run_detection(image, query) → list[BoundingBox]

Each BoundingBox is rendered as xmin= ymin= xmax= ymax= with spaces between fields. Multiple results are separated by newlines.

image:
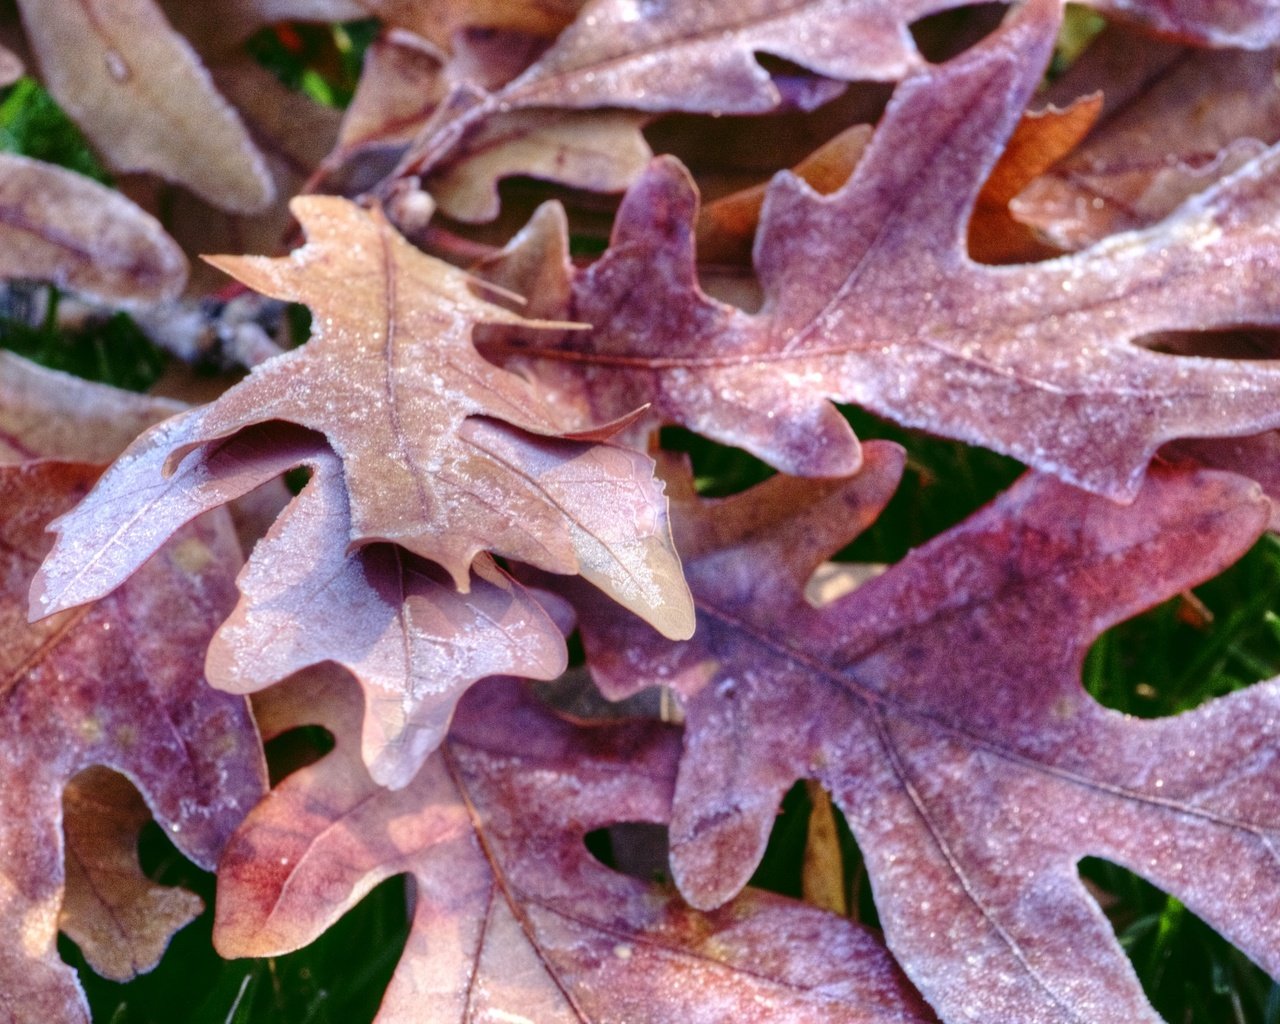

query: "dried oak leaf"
xmin=1013 ymin=26 xmax=1280 ymax=250
xmin=205 ymin=437 xmax=570 ymax=789
xmin=382 ymin=0 xmax=972 ymax=216
xmin=1089 ymin=0 xmax=1280 ymax=47
xmin=0 ymin=152 xmax=187 ymax=304
xmin=15 ymin=0 xmax=273 ymax=213
xmin=485 ymin=0 xmax=1280 ymax=500
xmin=564 ymin=439 xmax=1280 ymax=1024
xmin=0 ymin=353 xmax=181 ymax=464
xmin=215 ymin=666 xmax=937 ymax=1023
xmin=1162 ymin=432 xmax=1280 ymax=532
xmin=693 ymin=94 xmax=1101 ymax=268
xmin=35 ymin=194 xmax=691 ymax=641
xmin=319 ymin=24 xmax=652 ymax=224
xmin=164 ymin=53 xmax=343 ymax=294
xmin=29 ymin=414 xmax=572 ymax=789
xmin=59 ymin=766 xmax=204 ymax=983
xmin=0 ymin=461 xmax=266 ymax=1024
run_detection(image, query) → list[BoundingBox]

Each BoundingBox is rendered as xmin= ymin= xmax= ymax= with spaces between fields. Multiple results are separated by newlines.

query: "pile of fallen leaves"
xmin=4 ymin=0 xmax=1280 ymax=1021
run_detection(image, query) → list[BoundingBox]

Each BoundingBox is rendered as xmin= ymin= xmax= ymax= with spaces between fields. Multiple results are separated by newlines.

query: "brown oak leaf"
xmin=381 ymin=0 xmax=972 ymax=219
xmin=34 ymin=195 xmax=692 ymax=642
xmin=1089 ymin=0 xmax=1280 ymax=47
xmin=483 ymin=0 xmax=1280 ymax=499
xmin=0 ymin=461 xmax=266 ymax=1024
xmin=59 ymin=767 xmax=205 ymax=983
xmin=214 ymin=666 xmax=938 ymax=1023
xmin=27 ymin=417 xmax=571 ymax=788
xmin=1013 ymin=23 xmax=1280 ymax=250
xmin=15 ymin=0 xmax=274 ymax=213
xmin=317 ymin=24 xmax=653 ymax=224
xmin=0 ymin=152 xmax=187 ymax=304
xmin=0 ymin=353 xmax=181 ymax=464
xmin=562 ymin=439 xmax=1280 ymax=1024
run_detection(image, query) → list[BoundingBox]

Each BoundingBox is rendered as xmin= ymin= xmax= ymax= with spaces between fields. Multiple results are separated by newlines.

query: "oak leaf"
xmin=564 ymin=439 xmax=1280 ymax=1024
xmin=35 ymin=195 xmax=692 ymax=641
xmin=214 ymin=666 xmax=937 ymax=1023
xmin=0 ymin=152 xmax=187 ymax=303
xmin=0 ymin=353 xmax=181 ymax=464
xmin=379 ymin=0 xmax=969 ymax=221
xmin=15 ymin=0 xmax=274 ymax=213
xmin=1013 ymin=25 xmax=1280 ymax=249
xmin=484 ymin=0 xmax=1280 ymax=499
xmin=59 ymin=767 xmax=205 ymax=983
xmin=27 ymin=415 xmax=570 ymax=788
xmin=318 ymin=24 xmax=652 ymax=224
xmin=0 ymin=461 xmax=267 ymax=1024
xmin=1090 ymin=0 xmax=1280 ymax=47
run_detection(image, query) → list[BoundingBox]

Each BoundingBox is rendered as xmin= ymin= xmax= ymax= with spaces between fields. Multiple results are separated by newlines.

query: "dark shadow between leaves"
xmin=909 ymin=4 xmax=1011 ymax=64
xmin=584 ymin=822 xmax=671 ymax=886
xmin=263 ymin=723 xmax=336 ymax=787
xmin=1134 ymin=327 xmax=1280 ymax=362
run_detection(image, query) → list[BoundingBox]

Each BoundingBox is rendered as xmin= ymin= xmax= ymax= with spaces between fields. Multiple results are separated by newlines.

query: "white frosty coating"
xmin=217 ymin=672 xmax=933 ymax=1023
xmin=605 ymin=459 xmax=1277 ymax=1024
xmin=205 ymin=451 xmax=567 ymax=790
xmin=30 ymin=408 xmax=310 ymax=619
xmin=195 ymin=197 xmax=693 ymax=637
xmin=506 ymin=0 xmax=941 ymax=116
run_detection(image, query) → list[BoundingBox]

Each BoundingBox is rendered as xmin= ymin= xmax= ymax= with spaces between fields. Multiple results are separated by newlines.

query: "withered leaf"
xmin=967 ymin=93 xmax=1102 ymax=263
xmin=363 ymin=0 xmax=587 ymax=51
xmin=487 ymin=0 xmax=1280 ymax=499
xmin=60 ymin=767 xmax=204 ymax=983
xmin=165 ymin=54 xmax=342 ymax=294
xmin=1090 ymin=0 xmax=1280 ymax=47
xmin=27 ymin=415 xmax=568 ymax=788
xmin=386 ymin=0 xmax=968 ymax=199
xmin=35 ymin=195 xmax=691 ymax=643
xmin=693 ymin=94 xmax=1101 ymax=268
xmin=0 ymin=461 xmax=266 ymax=1023
xmin=0 ymin=353 xmax=181 ymax=464
xmin=16 ymin=0 xmax=274 ymax=213
xmin=321 ymin=26 xmax=652 ymax=224
xmin=215 ymin=667 xmax=937 ymax=1023
xmin=1013 ymin=27 xmax=1280 ymax=249
xmin=203 ymin=198 xmax=688 ymax=637
xmin=0 ymin=153 xmax=187 ymax=304
xmin=206 ymin=443 xmax=570 ymax=789
xmin=566 ymin=441 xmax=1280 ymax=1024
xmin=1162 ymin=432 xmax=1280 ymax=532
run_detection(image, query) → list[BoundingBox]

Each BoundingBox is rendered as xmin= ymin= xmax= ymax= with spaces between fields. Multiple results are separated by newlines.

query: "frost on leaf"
xmin=484 ymin=0 xmax=1280 ymax=499
xmin=34 ymin=194 xmax=692 ymax=645
xmin=28 ymin=415 xmax=570 ymax=788
xmin=377 ymin=0 xmax=971 ymax=222
xmin=565 ymin=439 xmax=1280 ymax=1024
xmin=1087 ymin=0 xmax=1280 ymax=48
xmin=1013 ymin=24 xmax=1280 ymax=250
xmin=206 ymin=444 xmax=570 ymax=790
xmin=215 ymin=666 xmax=937 ymax=1024
xmin=0 ymin=461 xmax=266 ymax=1024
